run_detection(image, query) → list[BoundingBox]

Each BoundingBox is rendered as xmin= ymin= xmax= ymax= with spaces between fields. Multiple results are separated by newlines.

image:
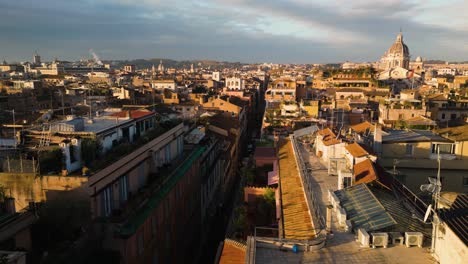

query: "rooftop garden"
xmin=83 ymin=119 xmax=182 ymax=174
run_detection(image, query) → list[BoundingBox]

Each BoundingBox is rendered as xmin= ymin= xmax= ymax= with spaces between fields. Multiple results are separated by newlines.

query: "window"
xmin=165 ymin=144 xmax=171 ymax=162
xmin=138 ymin=164 xmax=145 ymax=189
xmin=431 ymin=144 xmax=454 ymax=154
xmin=343 ymin=176 xmax=352 ymax=188
xmin=177 ymin=137 xmax=184 ymax=156
xmin=137 ymin=232 xmax=144 ymax=255
xmin=405 ymin=144 xmax=413 ymax=156
xmin=450 ymin=113 xmax=457 ymax=120
xmin=441 ymin=113 xmax=446 ymax=120
xmin=463 ymin=177 xmax=468 ymax=187
xmin=101 ymin=186 xmax=113 ymax=217
xmin=119 ymin=175 xmax=129 ymax=205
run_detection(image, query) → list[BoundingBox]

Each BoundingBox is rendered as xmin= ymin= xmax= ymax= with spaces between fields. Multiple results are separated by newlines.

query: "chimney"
xmin=5 ymin=197 xmax=16 ymax=214
xmin=373 ymin=124 xmax=382 ymax=157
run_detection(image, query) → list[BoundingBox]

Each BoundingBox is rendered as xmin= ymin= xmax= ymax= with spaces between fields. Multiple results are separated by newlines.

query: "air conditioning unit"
xmin=405 ymin=232 xmax=424 ymax=248
xmin=357 ymin=228 xmax=370 ymax=247
xmin=371 ymin=233 xmax=389 ymax=248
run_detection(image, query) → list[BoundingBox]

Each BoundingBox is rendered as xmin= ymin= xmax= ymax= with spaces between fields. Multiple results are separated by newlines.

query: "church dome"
xmin=415 ymin=56 xmax=422 ymax=62
xmin=386 ymin=33 xmax=409 ymax=57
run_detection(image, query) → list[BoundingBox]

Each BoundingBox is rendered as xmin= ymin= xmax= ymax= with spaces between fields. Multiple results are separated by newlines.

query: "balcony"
xmin=429 ymin=153 xmax=456 ymax=160
xmin=96 ymin=147 xmax=197 ymax=225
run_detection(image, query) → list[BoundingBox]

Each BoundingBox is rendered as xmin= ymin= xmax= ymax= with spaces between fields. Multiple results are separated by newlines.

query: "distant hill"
xmin=105 ymin=58 xmax=246 ymax=70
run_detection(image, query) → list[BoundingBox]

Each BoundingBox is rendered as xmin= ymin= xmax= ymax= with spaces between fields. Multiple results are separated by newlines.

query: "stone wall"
xmin=0 ymin=173 xmax=88 ymax=210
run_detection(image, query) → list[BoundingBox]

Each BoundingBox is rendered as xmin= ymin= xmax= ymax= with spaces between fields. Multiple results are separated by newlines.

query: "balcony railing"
xmin=96 ymin=149 xmax=193 ymax=224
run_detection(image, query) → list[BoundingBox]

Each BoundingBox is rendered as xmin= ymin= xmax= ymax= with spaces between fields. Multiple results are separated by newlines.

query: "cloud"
xmin=0 ymin=0 xmax=467 ymax=63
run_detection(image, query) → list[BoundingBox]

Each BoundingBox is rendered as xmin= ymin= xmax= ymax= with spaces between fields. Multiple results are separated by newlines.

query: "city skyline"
xmin=1 ymin=0 xmax=468 ymax=63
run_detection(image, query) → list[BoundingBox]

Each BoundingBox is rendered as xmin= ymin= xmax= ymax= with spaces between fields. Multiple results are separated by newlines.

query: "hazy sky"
xmin=1 ymin=0 xmax=467 ymax=63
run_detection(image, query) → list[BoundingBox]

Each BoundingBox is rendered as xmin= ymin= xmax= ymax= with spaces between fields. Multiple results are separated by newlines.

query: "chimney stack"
xmin=373 ymin=124 xmax=382 ymax=157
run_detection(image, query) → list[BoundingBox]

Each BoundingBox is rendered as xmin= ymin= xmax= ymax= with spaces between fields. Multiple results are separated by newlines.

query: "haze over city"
xmin=1 ymin=0 xmax=468 ymax=63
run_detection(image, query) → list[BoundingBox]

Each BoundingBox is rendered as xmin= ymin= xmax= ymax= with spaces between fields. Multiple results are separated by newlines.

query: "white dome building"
xmin=379 ymin=32 xmax=410 ymax=70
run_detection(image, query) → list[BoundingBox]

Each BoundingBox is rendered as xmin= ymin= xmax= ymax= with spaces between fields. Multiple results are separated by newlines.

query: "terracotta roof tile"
xmin=323 ymin=138 xmax=341 ymax=146
xmin=345 ymin=142 xmax=369 ymax=157
xmin=218 ymin=239 xmax=246 ymax=264
xmin=353 ymin=159 xmax=378 ymax=185
xmin=350 ymin=121 xmax=374 ymax=134
xmin=354 ymin=159 xmax=392 ymax=189
xmin=317 ymin=128 xmax=342 ymax=146
xmin=317 ymin=128 xmax=335 ymax=137
xmin=110 ymin=110 xmax=153 ymax=119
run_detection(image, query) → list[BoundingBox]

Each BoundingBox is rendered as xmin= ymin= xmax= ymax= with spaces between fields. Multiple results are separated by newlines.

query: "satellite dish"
xmin=423 ymin=204 xmax=433 ymax=223
xmin=420 ymin=184 xmax=435 ymax=193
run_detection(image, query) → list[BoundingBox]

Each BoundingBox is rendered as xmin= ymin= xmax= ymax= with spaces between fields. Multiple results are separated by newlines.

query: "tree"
xmin=263 ymin=188 xmax=275 ymax=207
xmin=39 ymin=148 xmax=64 ymax=174
xmin=242 ymin=167 xmax=255 ymax=186
xmin=81 ymin=139 xmax=101 ymax=167
xmin=233 ymin=206 xmax=248 ymax=237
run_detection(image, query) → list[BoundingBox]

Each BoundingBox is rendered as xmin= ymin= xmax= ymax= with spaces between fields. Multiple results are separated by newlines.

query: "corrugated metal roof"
xmin=438 ymin=194 xmax=468 ymax=246
xmin=436 ymin=125 xmax=468 ymax=141
xmin=382 ymin=129 xmax=453 ymax=143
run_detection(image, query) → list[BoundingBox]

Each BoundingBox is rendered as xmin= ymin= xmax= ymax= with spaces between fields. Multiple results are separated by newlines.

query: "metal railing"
xmin=391 ymin=178 xmax=429 ymax=217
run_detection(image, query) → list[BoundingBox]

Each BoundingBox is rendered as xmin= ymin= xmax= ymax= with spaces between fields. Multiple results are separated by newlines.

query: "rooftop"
xmin=83 ymin=117 xmax=133 ymax=134
xmin=109 ymin=110 xmax=154 ymax=120
xmin=382 ymin=129 xmax=453 ymax=143
xmin=335 ymin=184 xmax=397 ymax=232
xmin=252 ymin=141 xmax=435 ymax=264
xmin=438 ymin=194 xmax=468 ymax=246
xmin=435 ymin=124 xmax=468 ymax=141
xmin=218 ymin=239 xmax=246 ymax=264
xmin=278 ymin=139 xmax=315 ymax=240
xmin=350 ymin=121 xmax=374 ymax=134
xmin=345 ymin=142 xmax=369 ymax=158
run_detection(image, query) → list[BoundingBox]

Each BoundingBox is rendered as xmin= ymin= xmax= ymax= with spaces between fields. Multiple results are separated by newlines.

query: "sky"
xmin=0 ymin=0 xmax=467 ymax=63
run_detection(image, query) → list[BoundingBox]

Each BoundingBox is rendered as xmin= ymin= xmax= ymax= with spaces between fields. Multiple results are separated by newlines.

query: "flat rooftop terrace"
xmin=246 ymin=139 xmax=438 ymax=264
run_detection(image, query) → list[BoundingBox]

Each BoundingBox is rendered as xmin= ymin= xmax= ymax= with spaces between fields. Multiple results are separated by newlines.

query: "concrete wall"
xmin=386 ymin=168 xmax=468 ymax=194
xmin=60 ymin=138 xmax=82 ymax=173
xmin=122 ymin=152 xmax=202 ymax=264
xmin=380 ymin=141 xmax=468 ymax=170
xmin=0 ymin=173 xmax=88 ymax=210
xmin=434 ymin=222 xmax=467 ymax=264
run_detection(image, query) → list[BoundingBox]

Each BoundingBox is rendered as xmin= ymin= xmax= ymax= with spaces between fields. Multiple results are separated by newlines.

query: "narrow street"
xmin=197 ymin=77 xmax=268 ymax=264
